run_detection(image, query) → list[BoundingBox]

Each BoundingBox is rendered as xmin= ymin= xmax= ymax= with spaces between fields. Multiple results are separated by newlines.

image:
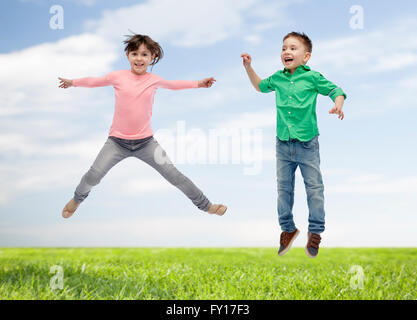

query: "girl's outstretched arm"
xmin=58 ymin=77 xmax=73 ymax=89
xmin=198 ymin=77 xmax=216 ymax=88
xmin=156 ymin=77 xmax=216 ymax=90
xmin=58 ymin=74 xmax=112 ymax=88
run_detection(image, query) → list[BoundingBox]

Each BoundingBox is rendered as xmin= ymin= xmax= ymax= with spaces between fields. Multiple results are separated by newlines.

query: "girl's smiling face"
xmin=127 ymin=43 xmax=155 ymax=75
xmin=281 ymin=37 xmax=311 ymax=74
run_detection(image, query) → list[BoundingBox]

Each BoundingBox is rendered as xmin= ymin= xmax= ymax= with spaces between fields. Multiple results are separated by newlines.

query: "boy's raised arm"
xmin=241 ymin=53 xmax=261 ymax=92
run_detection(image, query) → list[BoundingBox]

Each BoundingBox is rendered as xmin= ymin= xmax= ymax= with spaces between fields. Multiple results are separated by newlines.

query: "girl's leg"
xmin=74 ymin=138 xmax=128 ymax=204
xmin=134 ymin=138 xmax=214 ymax=212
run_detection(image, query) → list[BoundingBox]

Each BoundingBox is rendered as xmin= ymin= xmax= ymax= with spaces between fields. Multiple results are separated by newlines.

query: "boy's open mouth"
xmin=284 ymin=57 xmax=294 ymax=63
xmin=134 ymin=63 xmax=144 ymax=67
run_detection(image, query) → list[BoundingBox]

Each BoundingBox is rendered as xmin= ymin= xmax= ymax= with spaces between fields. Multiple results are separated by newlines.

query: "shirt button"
xmin=288 ymin=112 xmax=291 ymax=114
xmin=289 ymin=96 xmax=292 ymax=99
xmin=288 ymin=125 xmax=292 ymax=128
xmin=291 ymin=81 xmax=294 ymax=84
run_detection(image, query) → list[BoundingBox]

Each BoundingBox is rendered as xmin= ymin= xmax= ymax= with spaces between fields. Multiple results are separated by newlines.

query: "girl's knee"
xmin=85 ymin=166 xmax=104 ymax=186
xmin=165 ymin=169 xmax=186 ymax=186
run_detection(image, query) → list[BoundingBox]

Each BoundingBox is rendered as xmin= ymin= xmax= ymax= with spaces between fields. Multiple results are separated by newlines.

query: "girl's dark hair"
xmin=283 ymin=32 xmax=312 ymax=53
xmin=123 ymin=34 xmax=164 ymax=66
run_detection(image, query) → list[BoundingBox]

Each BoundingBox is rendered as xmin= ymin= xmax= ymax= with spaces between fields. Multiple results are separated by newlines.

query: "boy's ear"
xmin=304 ymin=52 xmax=311 ymax=63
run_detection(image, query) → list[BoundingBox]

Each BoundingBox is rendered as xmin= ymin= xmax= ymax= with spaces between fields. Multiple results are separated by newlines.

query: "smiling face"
xmin=281 ymin=36 xmax=311 ymax=74
xmin=127 ymin=43 xmax=155 ymax=75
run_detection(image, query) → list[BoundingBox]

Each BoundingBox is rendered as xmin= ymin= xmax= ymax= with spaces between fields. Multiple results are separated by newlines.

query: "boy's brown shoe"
xmin=305 ymin=232 xmax=321 ymax=258
xmin=278 ymin=228 xmax=299 ymax=256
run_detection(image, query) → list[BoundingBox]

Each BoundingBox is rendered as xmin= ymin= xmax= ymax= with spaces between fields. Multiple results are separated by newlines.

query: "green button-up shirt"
xmin=259 ymin=65 xmax=346 ymax=142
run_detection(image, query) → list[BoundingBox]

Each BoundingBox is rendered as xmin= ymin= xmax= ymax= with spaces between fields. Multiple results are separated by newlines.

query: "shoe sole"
xmin=278 ymin=229 xmax=300 ymax=256
xmin=304 ymin=246 xmax=317 ymax=258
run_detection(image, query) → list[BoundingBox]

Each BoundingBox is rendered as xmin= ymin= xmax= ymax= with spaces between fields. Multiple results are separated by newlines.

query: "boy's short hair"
xmin=123 ymin=34 xmax=164 ymax=66
xmin=283 ymin=32 xmax=312 ymax=53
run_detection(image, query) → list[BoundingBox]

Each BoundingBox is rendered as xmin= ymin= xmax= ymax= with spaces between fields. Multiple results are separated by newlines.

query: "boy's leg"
xmin=134 ymin=137 xmax=214 ymax=212
xmin=297 ymin=136 xmax=325 ymax=235
xmin=276 ymin=137 xmax=298 ymax=232
xmin=73 ymin=138 xmax=127 ymax=204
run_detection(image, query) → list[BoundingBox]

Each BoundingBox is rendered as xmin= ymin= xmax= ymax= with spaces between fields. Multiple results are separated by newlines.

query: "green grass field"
xmin=0 ymin=248 xmax=415 ymax=300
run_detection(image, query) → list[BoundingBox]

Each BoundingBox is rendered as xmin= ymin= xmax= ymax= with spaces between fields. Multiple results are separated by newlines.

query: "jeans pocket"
xmin=301 ymin=136 xmax=318 ymax=149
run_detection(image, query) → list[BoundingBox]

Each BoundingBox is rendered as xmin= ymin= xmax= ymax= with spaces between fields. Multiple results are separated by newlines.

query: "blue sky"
xmin=1 ymin=0 xmax=416 ymax=247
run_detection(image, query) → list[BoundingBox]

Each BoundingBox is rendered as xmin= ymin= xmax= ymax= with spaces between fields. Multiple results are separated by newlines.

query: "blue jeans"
xmin=276 ymin=135 xmax=325 ymax=234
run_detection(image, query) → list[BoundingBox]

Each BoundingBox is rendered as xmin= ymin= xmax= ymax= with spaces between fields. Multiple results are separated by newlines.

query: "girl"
xmin=59 ymin=34 xmax=227 ymax=218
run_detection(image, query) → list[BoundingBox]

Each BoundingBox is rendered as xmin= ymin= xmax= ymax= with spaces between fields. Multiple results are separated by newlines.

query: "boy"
xmin=241 ymin=32 xmax=346 ymax=258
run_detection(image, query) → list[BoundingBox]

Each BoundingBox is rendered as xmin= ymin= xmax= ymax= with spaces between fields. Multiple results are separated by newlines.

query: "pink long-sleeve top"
xmin=73 ymin=70 xmax=198 ymax=139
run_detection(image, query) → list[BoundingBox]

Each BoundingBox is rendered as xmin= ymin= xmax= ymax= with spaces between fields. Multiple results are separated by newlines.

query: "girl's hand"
xmin=241 ymin=53 xmax=252 ymax=68
xmin=329 ymin=105 xmax=344 ymax=120
xmin=58 ymin=77 xmax=73 ymax=89
xmin=198 ymin=77 xmax=216 ymax=88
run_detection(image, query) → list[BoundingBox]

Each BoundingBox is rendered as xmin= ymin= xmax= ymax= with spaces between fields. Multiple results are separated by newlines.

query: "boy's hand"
xmin=329 ymin=105 xmax=344 ymax=120
xmin=198 ymin=77 xmax=216 ymax=88
xmin=241 ymin=53 xmax=252 ymax=68
xmin=58 ymin=77 xmax=73 ymax=89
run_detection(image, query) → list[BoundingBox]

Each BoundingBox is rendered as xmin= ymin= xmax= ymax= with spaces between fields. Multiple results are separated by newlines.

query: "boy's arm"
xmin=329 ymin=95 xmax=345 ymax=120
xmin=241 ymin=53 xmax=261 ymax=92
xmin=315 ymin=72 xmax=347 ymax=120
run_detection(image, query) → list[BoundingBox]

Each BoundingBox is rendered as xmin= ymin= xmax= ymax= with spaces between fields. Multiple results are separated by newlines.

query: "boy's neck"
xmin=287 ymin=64 xmax=303 ymax=75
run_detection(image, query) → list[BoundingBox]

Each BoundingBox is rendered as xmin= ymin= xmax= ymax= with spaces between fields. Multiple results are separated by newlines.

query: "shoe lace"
xmin=308 ymin=233 xmax=321 ymax=249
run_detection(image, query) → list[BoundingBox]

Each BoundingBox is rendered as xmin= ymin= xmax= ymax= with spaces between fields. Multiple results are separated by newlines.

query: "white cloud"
xmin=398 ymin=74 xmax=417 ymax=90
xmin=0 ymin=33 xmax=117 ymax=116
xmin=328 ymin=175 xmax=417 ymax=195
xmin=123 ymin=178 xmax=174 ymax=194
xmin=310 ymin=18 xmax=417 ymax=75
xmin=2 ymin=212 xmax=416 ymax=246
xmin=244 ymin=34 xmax=262 ymax=46
xmin=0 ymin=216 xmax=278 ymax=247
xmin=20 ymin=0 xmax=97 ymax=4
xmin=215 ymin=109 xmax=275 ymax=131
xmin=85 ymin=0 xmax=290 ymax=48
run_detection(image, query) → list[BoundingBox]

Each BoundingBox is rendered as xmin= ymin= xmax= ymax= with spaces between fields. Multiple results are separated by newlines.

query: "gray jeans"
xmin=74 ymin=136 xmax=212 ymax=211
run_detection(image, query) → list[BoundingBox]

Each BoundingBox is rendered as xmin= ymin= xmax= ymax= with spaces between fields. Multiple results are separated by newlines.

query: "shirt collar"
xmin=283 ymin=64 xmax=311 ymax=75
